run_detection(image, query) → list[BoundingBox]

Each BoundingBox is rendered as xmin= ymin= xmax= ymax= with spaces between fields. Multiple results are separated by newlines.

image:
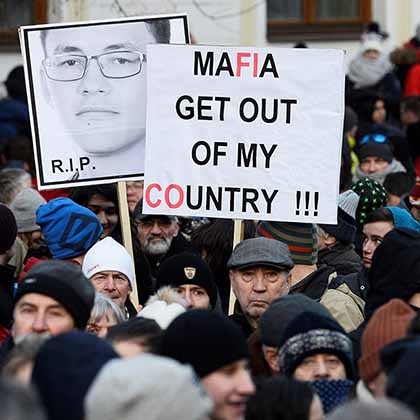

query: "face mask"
xmin=310 ymin=379 xmax=353 ymax=413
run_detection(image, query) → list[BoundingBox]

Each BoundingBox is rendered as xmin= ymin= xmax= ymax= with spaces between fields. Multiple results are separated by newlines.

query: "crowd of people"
xmin=1 ymin=19 xmax=420 ymax=420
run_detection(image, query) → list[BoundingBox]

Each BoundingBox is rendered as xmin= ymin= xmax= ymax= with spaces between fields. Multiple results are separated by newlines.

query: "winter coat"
xmin=318 ymin=243 xmax=363 ymax=276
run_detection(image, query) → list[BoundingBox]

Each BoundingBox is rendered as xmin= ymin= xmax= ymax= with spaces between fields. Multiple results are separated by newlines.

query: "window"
xmin=0 ymin=0 xmax=47 ymax=50
xmin=267 ymin=0 xmax=372 ymax=42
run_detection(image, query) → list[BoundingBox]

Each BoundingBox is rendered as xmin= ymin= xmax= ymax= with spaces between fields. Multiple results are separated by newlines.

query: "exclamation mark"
xmin=314 ymin=192 xmax=319 ymax=216
xmin=304 ymin=191 xmax=310 ymax=216
xmin=296 ymin=191 xmax=301 ymax=215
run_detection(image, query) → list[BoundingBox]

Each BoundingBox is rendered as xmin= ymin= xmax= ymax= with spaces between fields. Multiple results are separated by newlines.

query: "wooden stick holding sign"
xmin=117 ymin=181 xmax=139 ymax=307
xmin=228 ymin=219 xmax=245 ymax=315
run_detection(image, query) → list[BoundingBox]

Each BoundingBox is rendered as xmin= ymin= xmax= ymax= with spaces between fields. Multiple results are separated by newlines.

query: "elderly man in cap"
xmin=133 ymin=200 xmax=196 ymax=276
xmin=228 ymin=237 xmax=294 ymax=338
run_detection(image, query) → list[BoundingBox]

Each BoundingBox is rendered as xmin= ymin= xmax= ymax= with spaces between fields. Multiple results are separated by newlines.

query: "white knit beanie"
xmin=82 ymin=237 xmax=135 ymax=288
xmin=85 ymin=354 xmax=212 ymax=420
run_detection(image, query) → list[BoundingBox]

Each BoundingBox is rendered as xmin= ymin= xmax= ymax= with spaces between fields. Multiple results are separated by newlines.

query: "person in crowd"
xmin=353 ymin=135 xmax=406 ymax=185
xmin=2 ymin=333 xmax=47 ymax=385
xmin=85 ymin=353 xmax=213 ymax=420
xmin=2 ymin=260 xmax=95 ymax=361
xmin=227 ymin=237 xmax=293 ymax=337
xmin=0 ymin=168 xmax=31 ymax=205
xmin=357 ymin=299 xmax=415 ymax=400
xmin=362 ymin=206 xmax=420 ymax=270
xmin=133 ymin=199 xmax=196 ymax=276
xmin=317 ymin=190 xmax=363 ymax=275
xmin=364 ymin=228 xmax=420 ymax=319
xmin=383 ymin=172 xmax=415 ymax=206
xmin=126 ymin=180 xmax=144 ymax=212
xmin=10 ymin=188 xmax=46 ymax=255
xmin=36 ymin=197 xmax=103 ymax=265
xmin=161 ymin=310 xmax=255 ymax=420
xmin=82 ymin=237 xmax=136 ymax=317
xmin=258 ymin=221 xmax=364 ymax=332
xmin=107 ymin=317 xmax=162 ymax=357
xmin=31 ymin=332 xmax=118 ymax=420
xmin=347 ymin=37 xmax=400 ymax=110
xmin=155 ymin=252 xmax=218 ymax=310
xmin=0 ymin=66 xmax=30 ymax=141
xmin=254 ymin=294 xmax=333 ymax=377
xmin=191 ymin=219 xmax=256 ymax=313
xmin=278 ymin=311 xmax=355 ymax=414
xmin=0 ymin=377 xmax=46 ymax=420
xmin=245 ymin=376 xmax=323 ymax=420
xmin=70 ymin=184 xmax=120 ymax=240
xmin=381 ymin=337 xmax=420 ymax=418
xmin=400 ymin=96 xmax=420 ymax=127
xmin=86 ymin=293 xmax=125 ymax=338
xmin=0 ymin=204 xmax=18 ymax=342
xmin=407 ymin=179 xmax=420 ymax=221
xmin=327 ymin=399 xmax=418 ymax=420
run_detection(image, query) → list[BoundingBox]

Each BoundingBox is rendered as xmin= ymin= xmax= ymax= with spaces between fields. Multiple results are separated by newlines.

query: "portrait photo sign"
xmin=144 ymin=45 xmax=345 ymax=223
xmin=20 ymin=14 xmax=189 ymax=189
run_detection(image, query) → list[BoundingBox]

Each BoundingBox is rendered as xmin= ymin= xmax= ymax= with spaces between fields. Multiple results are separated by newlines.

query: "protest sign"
xmin=144 ymin=45 xmax=345 ymax=223
xmin=20 ymin=14 xmax=189 ymax=189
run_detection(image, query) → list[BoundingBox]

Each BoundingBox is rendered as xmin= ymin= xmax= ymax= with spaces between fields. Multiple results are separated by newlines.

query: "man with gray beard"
xmin=133 ymin=200 xmax=197 ymax=277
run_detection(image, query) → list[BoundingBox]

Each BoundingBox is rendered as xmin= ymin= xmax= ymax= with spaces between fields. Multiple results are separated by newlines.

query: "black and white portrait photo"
xmin=20 ymin=14 xmax=189 ymax=188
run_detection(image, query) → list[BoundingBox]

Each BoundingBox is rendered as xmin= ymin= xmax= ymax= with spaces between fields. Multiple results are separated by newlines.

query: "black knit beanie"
xmin=156 ymin=252 xmax=217 ymax=308
xmin=161 ymin=310 xmax=248 ymax=378
xmin=279 ymin=311 xmax=354 ymax=380
xmin=0 ymin=204 xmax=18 ymax=253
xmin=358 ymin=141 xmax=394 ymax=163
xmin=15 ymin=260 xmax=95 ymax=329
xmin=31 ymin=332 xmax=118 ymax=420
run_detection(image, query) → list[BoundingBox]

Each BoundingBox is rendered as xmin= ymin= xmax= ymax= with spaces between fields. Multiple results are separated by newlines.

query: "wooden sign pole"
xmin=117 ymin=181 xmax=139 ymax=307
xmin=228 ymin=219 xmax=244 ymax=315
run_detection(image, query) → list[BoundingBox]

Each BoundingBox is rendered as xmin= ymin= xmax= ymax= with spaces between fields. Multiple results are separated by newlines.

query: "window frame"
xmin=267 ymin=0 xmax=372 ymax=42
xmin=0 ymin=0 xmax=47 ymax=50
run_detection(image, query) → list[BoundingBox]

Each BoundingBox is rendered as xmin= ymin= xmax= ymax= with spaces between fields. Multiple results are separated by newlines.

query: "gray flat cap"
xmin=227 ymin=237 xmax=293 ymax=270
xmin=260 ymin=294 xmax=333 ymax=347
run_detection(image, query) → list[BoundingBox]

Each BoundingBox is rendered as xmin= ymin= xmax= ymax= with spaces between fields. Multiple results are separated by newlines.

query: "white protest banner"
xmin=144 ymin=45 xmax=345 ymax=223
xmin=20 ymin=14 xmax=189 ymax=190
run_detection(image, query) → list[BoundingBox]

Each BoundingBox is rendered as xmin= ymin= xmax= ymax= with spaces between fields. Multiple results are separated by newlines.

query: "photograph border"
xmin=20 ymin=13 xmax=190 ymax=189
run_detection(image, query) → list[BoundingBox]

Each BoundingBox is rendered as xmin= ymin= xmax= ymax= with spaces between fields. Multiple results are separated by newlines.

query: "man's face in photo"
xmin=41 ymin=22 xmax=157 ymax=155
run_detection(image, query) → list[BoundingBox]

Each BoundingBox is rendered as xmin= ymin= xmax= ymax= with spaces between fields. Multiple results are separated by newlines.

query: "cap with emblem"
xmin=227 ymin=237 xmax=294 ymax=271
xmin=156 ymin=252 xmax=217 ymax=308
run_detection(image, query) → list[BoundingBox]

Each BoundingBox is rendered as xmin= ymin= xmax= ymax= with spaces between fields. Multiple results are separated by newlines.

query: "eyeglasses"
xmin=42 ymin=50 xmax=146 ymax=81
xmin=359 ymin=133 xmax=387 ymax=146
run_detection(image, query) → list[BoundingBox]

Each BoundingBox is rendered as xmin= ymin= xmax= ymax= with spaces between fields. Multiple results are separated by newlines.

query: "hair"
xmin=245 ymin=376 xmax=315 ymax=420
xmin=401 ymin=96 xmax=420 ymax=118
xmin=363 ymin=207 xmax=393 ymax=225
xmin=2 ymin=136 xmax=36 ymax=175
xmin=90 ymin=293 xmax=125 ymax=325
xmin=70 ymin=183 xmax=118 ymax=207
xmin=327 ymin=399 xmax=417 ymax=420
xmin=107 ymin=317 xmax=162 ymax=354
xmin=0 ymin=168 xmax=31 ymax=205
xmin=40 ymin=19 xmax=171 ymax=56
xmin=383 ymin=172 xmax=416 ymax=198
xmin=2 ymin=333 xmax=48 ymax=379
xmin=191 ymin=218 xmax=256 ymax=311
xmin=0 ymin=378 xmax=46 ymax=420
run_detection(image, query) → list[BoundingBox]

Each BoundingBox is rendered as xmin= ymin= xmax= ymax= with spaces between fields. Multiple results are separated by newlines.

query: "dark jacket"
xmin=0 ymin=98 xmax=30 ymax=141
xmin=0 ymin=264 xmax=16 ymax=329
xmin=318 ymin=243 xmax=363 ymax=276
xmin=289 ymin=265 xmax=337 ymax=301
